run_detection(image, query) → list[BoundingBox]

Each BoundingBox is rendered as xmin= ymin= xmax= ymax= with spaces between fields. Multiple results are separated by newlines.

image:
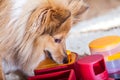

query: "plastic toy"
xmin=67 ymin=50 xmax=72 ymax=62
xmin=27 ymin=50 xmax=113 ymax=80
xmin=106 ymin=52 xmax=120 ymax=61
xmin=28 ymin=69 xmax=76 ymax=80
xmin=76 ymin=54 xmax=108 ymax=80
xmin=34 ymin=51 xmax=77 ymax=71
xmin=28 ymin=51 xmax=78 ymax=80
xmin=89 ymin=35 xmax=120 ymax=79
xmin=109 ymin=71 xmax=120 ymax=79
xmin=89 ymin=36 xmax=120 ymax=58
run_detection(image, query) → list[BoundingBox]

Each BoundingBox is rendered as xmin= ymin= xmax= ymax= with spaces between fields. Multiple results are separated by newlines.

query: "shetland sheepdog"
xmin=0 ymin=0 xmax=88 ymax=79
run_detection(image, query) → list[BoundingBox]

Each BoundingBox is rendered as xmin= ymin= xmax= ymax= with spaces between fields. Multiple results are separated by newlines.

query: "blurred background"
xmin=66 ymin=0 xmax=120 ymax=55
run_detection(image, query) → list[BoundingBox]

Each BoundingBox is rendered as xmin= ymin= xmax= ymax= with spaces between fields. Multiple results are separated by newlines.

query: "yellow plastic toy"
xmin=89 ymin=36 xmax=120 ymax=60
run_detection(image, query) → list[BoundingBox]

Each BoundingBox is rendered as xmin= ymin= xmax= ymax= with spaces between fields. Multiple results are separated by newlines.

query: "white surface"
xmin=66 ymin=6 xmax=120 ymax=55
xmin=71 ymin=6 xmax=120 ymax=33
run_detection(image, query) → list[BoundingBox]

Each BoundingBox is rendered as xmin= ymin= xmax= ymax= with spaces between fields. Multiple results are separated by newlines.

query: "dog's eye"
xmin=54 ymin=39 xmax=61 ymax=43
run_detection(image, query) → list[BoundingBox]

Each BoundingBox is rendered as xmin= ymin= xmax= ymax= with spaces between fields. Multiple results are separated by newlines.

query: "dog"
xmin=0 ymin=0 xmax=88 ymax=80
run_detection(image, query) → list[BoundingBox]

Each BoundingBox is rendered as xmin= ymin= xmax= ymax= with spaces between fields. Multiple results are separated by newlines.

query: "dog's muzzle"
xmin=63 ymin=56 xmax=68 ymax=64
xmin=44 ymin=50 xmax=68 ymax=64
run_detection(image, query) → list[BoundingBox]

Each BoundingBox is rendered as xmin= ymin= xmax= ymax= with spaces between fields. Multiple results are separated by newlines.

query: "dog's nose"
xmin=63 ymin=57 xmax=68 ymax=64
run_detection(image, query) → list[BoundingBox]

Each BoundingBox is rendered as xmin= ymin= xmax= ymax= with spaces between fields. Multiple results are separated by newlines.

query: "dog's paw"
xmin=5 ymin=71 xmax=27 ymax=80
xmin=5 ymin=73 xmax=21 ymax=80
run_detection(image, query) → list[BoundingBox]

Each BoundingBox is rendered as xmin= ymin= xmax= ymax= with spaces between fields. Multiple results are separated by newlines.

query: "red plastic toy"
xmin=76 ymin=54 xmax=108 ymax=80
xmin=28 ymin=53 xmax=111 ymax=80
xmin=28 ymin=69 xmax=76 ymax=80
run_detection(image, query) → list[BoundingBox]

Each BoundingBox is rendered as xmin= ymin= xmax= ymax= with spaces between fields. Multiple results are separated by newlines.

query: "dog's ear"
xmin=50 ymin=9 xmax=71 ymax=27
xmin=40 ymin=9 xmax=71 ymax=35
xmin=68 ymin=0 xmax=89 ymax=25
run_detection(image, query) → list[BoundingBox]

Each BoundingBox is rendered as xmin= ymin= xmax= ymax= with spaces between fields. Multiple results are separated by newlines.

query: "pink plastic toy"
xmin=76 ymin=54 xmax=108 ymax=80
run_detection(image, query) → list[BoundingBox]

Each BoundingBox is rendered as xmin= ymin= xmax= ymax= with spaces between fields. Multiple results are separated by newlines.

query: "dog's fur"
xmin=0 ymin=0 xmax=88 ymax=79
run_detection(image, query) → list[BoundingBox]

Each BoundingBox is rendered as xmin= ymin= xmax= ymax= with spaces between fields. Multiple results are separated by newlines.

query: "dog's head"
xmin=26 ymin=0 xmax=88 ymax=64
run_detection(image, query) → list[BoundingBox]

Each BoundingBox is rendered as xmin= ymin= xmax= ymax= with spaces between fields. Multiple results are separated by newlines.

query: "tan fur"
xmin=0 ymin=0 xmax=88 ymax=80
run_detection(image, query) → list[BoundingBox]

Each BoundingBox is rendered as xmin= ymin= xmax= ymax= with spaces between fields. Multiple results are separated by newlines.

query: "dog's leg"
xmin=5 ymin=70 xmax=27 ymax=80
xmin=2 ymin=59 xmax=27 ymax=80
xmin=0 ymin=57 xmax=4 ymax=80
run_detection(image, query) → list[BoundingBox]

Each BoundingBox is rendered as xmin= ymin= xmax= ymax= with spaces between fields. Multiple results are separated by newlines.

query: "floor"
xmin=66 ymin=27 xmax=120 ymax=55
